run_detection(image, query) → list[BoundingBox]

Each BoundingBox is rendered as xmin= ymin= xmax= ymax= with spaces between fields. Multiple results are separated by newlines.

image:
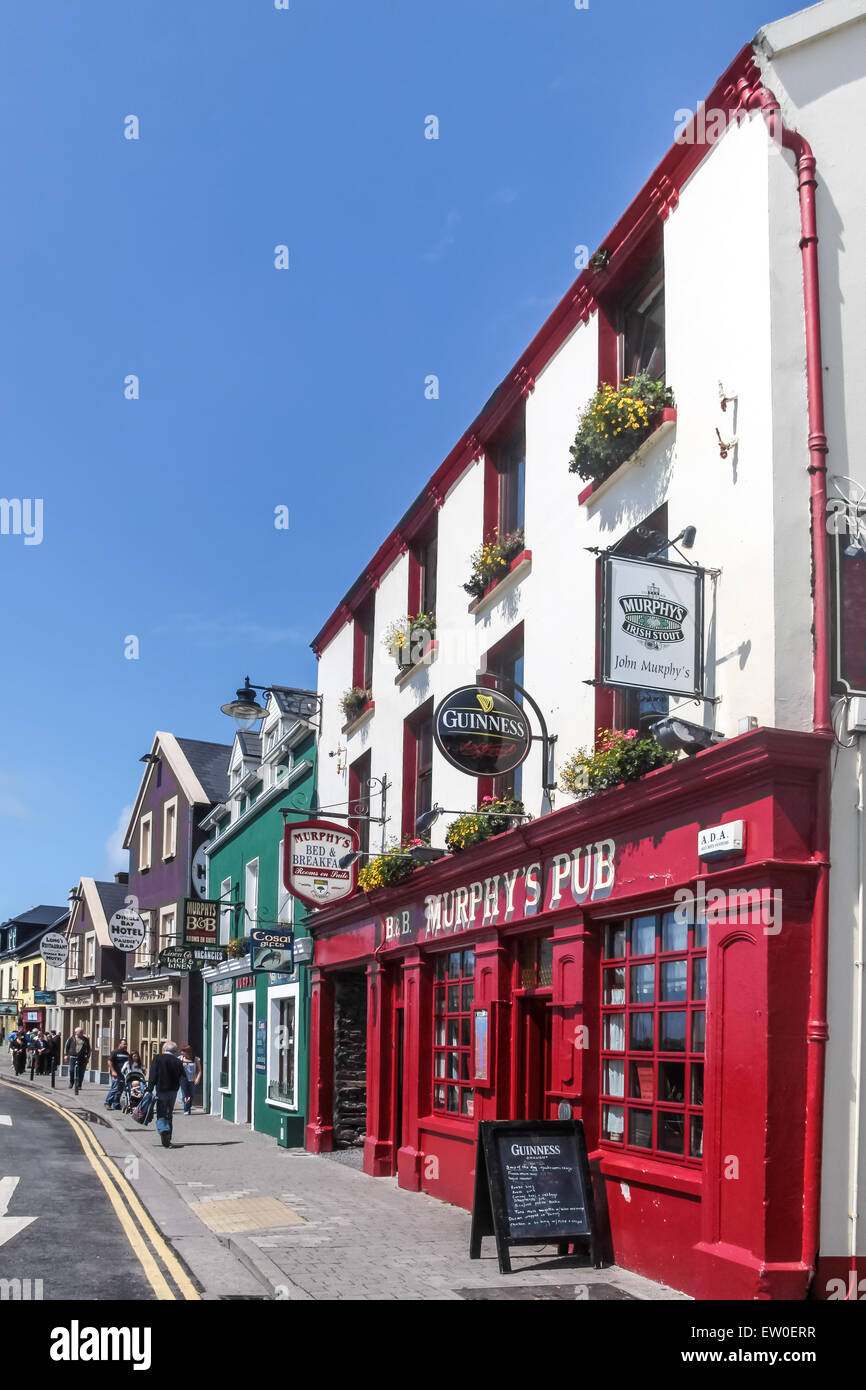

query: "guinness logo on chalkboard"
xmin=433 ymin=686 xmax=531 ymax=778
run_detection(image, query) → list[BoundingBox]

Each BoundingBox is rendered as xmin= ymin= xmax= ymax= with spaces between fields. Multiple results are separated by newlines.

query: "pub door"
xmin=515 ymin=996 xmax=553 ymax=1121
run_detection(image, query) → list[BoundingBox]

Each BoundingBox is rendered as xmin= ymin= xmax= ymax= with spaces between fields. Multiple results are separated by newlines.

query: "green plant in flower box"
xmin=340 ymin=686 xmax=372 ymax=723
xmin=568 ymin=373 xmax=674 ymax=485
xmin=444 ymin=797 xmax=528 ymax=853
xmin=382 ymin=612 xmax=437 ymax=666
xmin=559 ymin=728 xmax=678 ymax=799
xmin=358 ymin=839 xmax=424 ymax=892
xmin=463 ymin=528 xmax=525 ymax=599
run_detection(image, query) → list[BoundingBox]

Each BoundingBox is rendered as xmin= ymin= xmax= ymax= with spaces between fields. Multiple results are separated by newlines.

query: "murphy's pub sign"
xmin=603 ymin=554 xmax=704 ymax=699
xmin=380 ymin=837 xmax=617 ymax=948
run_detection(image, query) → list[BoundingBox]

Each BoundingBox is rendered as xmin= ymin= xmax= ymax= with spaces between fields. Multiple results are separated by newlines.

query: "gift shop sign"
xmin=603 ymin=554 xmax=704 ymax=699
xmin=284 ymin=820 xmax=358 ymax=910
xmin=379 ymin=837 xmax=617 ymax=949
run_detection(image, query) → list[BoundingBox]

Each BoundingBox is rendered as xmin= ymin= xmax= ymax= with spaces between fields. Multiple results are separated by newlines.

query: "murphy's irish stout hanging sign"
xmin=603 ymin=554 xmax=705 ymax=699
xmin=433 ymin=685 xmax=532 ymax=778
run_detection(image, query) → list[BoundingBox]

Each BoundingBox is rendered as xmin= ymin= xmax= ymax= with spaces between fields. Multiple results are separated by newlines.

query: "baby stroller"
xmin=121 ymin=1065 xmax=148 ymax=1115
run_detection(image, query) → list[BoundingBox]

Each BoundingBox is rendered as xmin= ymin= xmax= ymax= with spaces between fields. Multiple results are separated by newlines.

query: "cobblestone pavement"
xmin=11 ymin=1071 xmax=689 ymax=1302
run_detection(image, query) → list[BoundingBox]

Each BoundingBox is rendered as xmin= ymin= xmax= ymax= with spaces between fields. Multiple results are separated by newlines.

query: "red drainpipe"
xmin=735 ymin=70 xmax=832 ymax=1285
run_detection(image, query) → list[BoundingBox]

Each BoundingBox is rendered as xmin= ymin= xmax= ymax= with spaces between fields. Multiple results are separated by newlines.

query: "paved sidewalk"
xmin=10 ymin=1070 xmax=688 ymax=1302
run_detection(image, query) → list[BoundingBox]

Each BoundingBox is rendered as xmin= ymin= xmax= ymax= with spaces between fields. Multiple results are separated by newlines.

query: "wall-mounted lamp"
xmin=651 ymin=716 xmax=725 ymax=757
xmin=415 ymin=803 xmax=532 ymax=836
xmin=338 ymin=845 xmax=446 ymax=870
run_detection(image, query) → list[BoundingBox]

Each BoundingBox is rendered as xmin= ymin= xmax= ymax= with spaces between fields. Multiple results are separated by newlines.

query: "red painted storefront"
xmin=306 ymin=728 xmax=831 ymax=1299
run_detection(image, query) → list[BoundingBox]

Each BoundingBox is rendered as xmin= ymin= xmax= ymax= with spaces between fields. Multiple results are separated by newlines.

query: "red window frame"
xmin=348 ymin=749 xmax=371 ymax=857
xmin=352 ymin=597 xmax=374 ymax=693
xmin=599 ymin=908 xmax=706 ymax=1166
xmin=408 ymin=523 xmax=438 ymax=618
xmin=432 ymin=946 xmax=476 ymax=1117
xmin=593 ymin=504 xmax=670 ymax=736
xmin=478 ymin=624 xmax=524 ymax=805
xmin=402 ymin=698 xmax=433 ymax=840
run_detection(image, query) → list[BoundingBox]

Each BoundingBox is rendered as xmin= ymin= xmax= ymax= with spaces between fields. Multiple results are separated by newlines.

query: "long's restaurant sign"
xmin=380 ymin=836 xmax=617 ymax=948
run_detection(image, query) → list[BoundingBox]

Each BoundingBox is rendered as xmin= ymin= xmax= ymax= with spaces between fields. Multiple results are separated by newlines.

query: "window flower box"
xmin=463 ymin=528 xmax=525 ymax=602
xmin=467 ymin=550 xmax=532 ymax=615
xmin=570 ymin=373 xmax=675 ymax=494
xmin=341 ymin=699 xmax=375 ymax=735
xmin=577 ymin=408 xmax=677 ymax=506
xmin=395 ymin=639 xmax=439 ymax=686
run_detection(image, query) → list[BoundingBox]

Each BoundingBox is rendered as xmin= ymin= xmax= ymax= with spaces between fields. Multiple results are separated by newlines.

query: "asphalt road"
xmin=0 ymin=1080 xmax=154 ymax=1300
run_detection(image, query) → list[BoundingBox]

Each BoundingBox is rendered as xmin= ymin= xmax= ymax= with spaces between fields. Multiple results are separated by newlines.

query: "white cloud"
xmin=421 ymin=208 xmax=461 ymax=264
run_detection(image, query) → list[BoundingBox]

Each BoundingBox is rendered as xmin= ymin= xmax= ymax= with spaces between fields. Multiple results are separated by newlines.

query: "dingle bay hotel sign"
xmin=603 ymin=554 xmax=705 ymax=698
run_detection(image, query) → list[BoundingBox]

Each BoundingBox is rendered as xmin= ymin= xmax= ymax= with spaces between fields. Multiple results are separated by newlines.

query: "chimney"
xmin=114 ymin=872 xmax=129 ymax=885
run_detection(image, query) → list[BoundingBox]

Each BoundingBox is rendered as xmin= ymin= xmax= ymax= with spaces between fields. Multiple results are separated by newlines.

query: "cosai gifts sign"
xmin=603 ymin=554 xmax=705 ymax=699
xmin=284 ymin=820 xmax=359 ymax=910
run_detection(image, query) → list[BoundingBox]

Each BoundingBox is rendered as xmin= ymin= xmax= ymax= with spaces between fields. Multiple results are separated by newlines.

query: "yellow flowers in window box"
xmin=569 ymin=374 xmax=674 ymax=485
xmin=464 ymin=528 xmax=525 ymax=599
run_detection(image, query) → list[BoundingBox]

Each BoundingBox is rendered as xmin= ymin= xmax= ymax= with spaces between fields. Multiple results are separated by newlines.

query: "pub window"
xmin=403 ymin=701 xmax=434 ymax=841
xmin=432 ymin=948 xmax=475 ymax=1116
xmin=517 ymin=936 xmax=554 ymax=990
xmin=600 ymin=909 xmax=706 ymax=1164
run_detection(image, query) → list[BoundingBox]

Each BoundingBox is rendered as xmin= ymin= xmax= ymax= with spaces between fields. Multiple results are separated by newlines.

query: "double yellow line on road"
xmin=0 ymin=1080 xmax=200 ymax=1301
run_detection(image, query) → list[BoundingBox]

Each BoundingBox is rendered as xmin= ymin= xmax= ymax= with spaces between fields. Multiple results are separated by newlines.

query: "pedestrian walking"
xmin=105 ymin=1037 xmax=130 ymax=1111
xmin=148 ymin=1041 xmax=185 ymax=1149
xmin=10 ymin=1031 xmax=27 ymax=1076
xmin=177 ymin=1044 xmax=202 ymax=1115
xmin=34 ymin=1030 xmax=48 ymax=1076
xmin=64 ymin=1026 xmax=91 ymax=1094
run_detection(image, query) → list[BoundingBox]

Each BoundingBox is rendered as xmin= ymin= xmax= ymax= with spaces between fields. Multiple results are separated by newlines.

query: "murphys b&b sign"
xmin=284 ymin=820 xmax=359 ymax=910
xmin=603 ymin=554 xmax=704 ymax=699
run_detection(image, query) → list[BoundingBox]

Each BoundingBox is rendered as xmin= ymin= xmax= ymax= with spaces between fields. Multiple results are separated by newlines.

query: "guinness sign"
xmin=433 ymin=686 xmax=531 ymax=778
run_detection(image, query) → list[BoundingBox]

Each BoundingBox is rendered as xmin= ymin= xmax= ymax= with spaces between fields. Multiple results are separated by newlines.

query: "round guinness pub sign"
xmin=433 ymin=685 xmax=531 ymax=778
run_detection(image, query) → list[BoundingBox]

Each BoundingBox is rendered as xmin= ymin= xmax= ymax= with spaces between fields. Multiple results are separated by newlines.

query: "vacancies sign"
xmin=433 ymin=686 xmax=531 ymax=778
xmin=285 ymin=820 xmax=359 ymax=910
xmin=603 ymin=553 xmax=704 ymax=698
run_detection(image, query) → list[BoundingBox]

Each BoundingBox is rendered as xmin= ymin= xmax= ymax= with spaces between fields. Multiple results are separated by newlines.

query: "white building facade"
xmin=307 ymin=1 xmax=866 ymax=1300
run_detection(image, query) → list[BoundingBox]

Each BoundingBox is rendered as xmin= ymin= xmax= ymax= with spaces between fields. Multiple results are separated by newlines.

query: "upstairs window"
xmin=162 ymin=797 xmax=178 ymax=861
xmin=497 ymin=425 xmax=526 ymax=537
xmin=349 ymin=750 xmax=372 ymax=857
xmin=480 ymin=625 xmax=525 ymax=804
xmin=596 ymin=504 xmax=671 ymax=737
xmin=33 ymin=964 xmax=42 ymax=990
xmin=353 ymin=597 xmax=375 ymax=694
xmin=403 ymin=701 xmax=433 ymax=840
xmin=620 ymin=259 xmax=665 ymax=382
xmin=409 ymin=523 xmax=438 ymax=619
xmin=139 ymin=813 xmax=153 ymax=872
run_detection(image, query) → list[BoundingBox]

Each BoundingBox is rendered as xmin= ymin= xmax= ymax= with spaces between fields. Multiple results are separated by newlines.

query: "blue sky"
xmin=0 ymin=0 xmax=794 ymax=916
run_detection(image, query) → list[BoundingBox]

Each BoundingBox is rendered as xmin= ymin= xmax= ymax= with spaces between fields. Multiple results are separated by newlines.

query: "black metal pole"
xmin=479 ymin=674 xmax=557 ymax=792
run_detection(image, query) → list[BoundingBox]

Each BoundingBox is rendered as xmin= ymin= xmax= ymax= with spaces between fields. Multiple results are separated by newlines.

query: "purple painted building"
xmin=121 ymin=732 xmax=231 ymax=1068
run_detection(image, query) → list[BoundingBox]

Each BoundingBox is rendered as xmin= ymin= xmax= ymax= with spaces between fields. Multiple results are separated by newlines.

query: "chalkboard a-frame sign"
xmin=469 ymin=1119 xmax=601 ymax=1274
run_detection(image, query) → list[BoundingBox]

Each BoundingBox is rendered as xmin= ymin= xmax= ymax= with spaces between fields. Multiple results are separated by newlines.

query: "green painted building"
xmin=201 ymin=688 xmax=317 ymax=1146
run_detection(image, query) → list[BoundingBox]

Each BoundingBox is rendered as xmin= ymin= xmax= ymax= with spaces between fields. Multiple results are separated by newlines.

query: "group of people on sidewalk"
xmin=8 ymin=1025 xmax=63 ymax=1077
xmin=7 ymin=1023 xmax=201 ymax=1146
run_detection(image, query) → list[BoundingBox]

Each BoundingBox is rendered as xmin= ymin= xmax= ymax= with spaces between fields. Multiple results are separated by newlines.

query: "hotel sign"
xmin=433 ymin=686 xmax=531 ymax=778
xmin=603 ymin=554 xmax=704 ymax=698
xmin=285 ymin=820 xmax=359 ymax=909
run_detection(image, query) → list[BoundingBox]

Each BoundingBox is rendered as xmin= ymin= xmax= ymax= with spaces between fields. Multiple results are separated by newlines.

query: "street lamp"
xmin=219 ymin=677 xmax=323 ymax=733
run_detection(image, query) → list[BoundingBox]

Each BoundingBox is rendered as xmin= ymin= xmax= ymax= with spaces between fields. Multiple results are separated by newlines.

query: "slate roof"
xmin=236 ymin=732 xmax=262 ymax=760
xmin=93 ymin=881 xmax=133 ymax=923
xmin=0 ymin=904 xmax=68 ymax=931
xmin=269 ymin=686 xmax=317 ymax=716
xmin=175 ymin=738 xmax=232 ymax=804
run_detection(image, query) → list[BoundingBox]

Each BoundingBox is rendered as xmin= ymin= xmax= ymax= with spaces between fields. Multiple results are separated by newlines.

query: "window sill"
xmin=467 ymin=550 xmax=532 ymax=616
xmin=577 ymin=408 xmax=677 ymax=507
xmin=593 ymin=1144 xmax=703 ymax=1197
xmin=341 ymin=700 xmax=375 ymax=736
xmin=265 ymin=1097 xmax=298 ymax=1112
xmin=418 ymin=1111 xmax=476 ymax=1139
xmin=394 ymin=641 xmax=439 ymax=686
